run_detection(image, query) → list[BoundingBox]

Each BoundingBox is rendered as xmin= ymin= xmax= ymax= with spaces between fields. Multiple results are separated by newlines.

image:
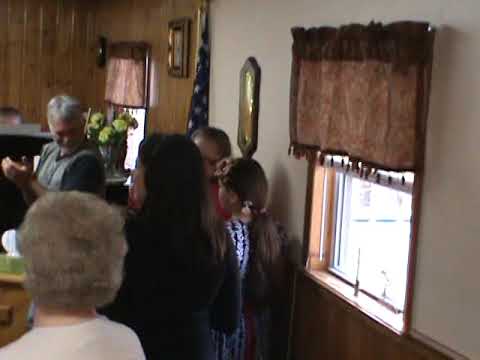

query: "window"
xmin=121 ymin=107 xmax=146 ymax=171
xmin=290 ymin=22 xmax=433 ymax=334
xmin=307 ymin=159 xmax=417 ymax=332
xmin=104 ymin=42 xmax=150 ymax=172
xmin=329 ymin=172 xmax=413 ymax=312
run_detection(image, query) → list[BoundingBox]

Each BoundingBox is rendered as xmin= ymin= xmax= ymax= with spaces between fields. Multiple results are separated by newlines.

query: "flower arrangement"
xmin=86 ymin=111 xmax=138 ymax=176
xmin=87 ymin=111 xmax=138 ymax=146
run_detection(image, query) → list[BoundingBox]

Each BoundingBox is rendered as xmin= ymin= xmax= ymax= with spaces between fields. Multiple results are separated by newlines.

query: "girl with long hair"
xmin=102 ymin=134 xmax=240 ymax=360
xmin=213 ymin=158 xmax=286 ymax=360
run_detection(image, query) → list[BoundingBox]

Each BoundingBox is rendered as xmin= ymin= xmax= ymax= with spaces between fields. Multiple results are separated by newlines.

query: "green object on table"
xmin=0 ymin=254 xmax=25 ymax=275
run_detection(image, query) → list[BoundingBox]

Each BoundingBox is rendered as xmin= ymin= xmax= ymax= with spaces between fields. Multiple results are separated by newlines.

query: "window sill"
xmin=304 ymin=269 xmax=404 ymax=335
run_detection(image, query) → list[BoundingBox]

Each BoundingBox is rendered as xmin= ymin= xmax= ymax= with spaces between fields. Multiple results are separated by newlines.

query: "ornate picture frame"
xmin=238 ymin=57 xmax=261 ymax=158
xmin=168 ymin=18 xmax=190 ymax=78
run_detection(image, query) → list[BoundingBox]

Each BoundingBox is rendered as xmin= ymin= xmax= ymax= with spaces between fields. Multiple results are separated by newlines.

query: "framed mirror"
xmin=238 ymin=57 xmax=261 ymax=158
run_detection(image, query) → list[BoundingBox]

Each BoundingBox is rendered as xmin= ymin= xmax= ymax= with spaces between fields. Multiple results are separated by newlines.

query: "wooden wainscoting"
xmin=0 ymin=0 xmax=98 ymax=129
xmin=93 ymin=0 xmax=202 ymax=134
xmin=291 ymin=270 xmax=452 ymax=360
xmin=0 ymin=0 xmax=199 ymax=134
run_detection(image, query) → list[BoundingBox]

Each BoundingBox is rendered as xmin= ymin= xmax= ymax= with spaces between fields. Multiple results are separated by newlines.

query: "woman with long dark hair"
xmin=102 ymin=134 xmax=240 ymax=359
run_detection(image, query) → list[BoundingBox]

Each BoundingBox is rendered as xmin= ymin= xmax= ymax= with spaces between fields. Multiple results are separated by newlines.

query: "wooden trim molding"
xmin=403 ymin=167 xmax=424 ymax=333
xmin=302 ymin=159 xmax=316 ymax=265
xmin=304 ymin=163 xmax=336 ymax=272
xmin=305 ymin=164 xmax=325 ymax=268
xmin=403 ymin=39 xmax=434 ymax=332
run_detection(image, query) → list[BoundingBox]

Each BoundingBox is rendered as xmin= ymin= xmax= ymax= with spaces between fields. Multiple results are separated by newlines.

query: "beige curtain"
xmin=105 ymin=42 xmax=149 ymax=108
xmin=290 ymin=22 xmax=435 ymax=172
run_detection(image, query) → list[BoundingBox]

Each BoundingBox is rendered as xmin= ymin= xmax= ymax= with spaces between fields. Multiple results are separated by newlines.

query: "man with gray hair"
xmin=0 ymin=191 xmax=145 ymax=359
xmin=1 ymin=95 xmax=105 ymax=204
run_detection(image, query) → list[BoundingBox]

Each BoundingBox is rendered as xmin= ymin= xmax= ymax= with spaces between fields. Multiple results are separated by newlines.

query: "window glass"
xmin=331 ymin=173 xmax=413 ymax=311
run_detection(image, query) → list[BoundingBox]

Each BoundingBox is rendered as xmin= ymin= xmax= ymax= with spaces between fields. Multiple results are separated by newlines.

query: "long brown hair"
xmin=139 ymin=134 xmax=227 ymax=266
xmin=221 ymin=158 xmax=283 ymax=306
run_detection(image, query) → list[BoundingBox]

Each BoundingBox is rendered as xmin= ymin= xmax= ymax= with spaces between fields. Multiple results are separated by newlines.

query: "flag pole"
xmin=187 ymin=0 xmax=210 ymax=136
xmin=195 ymin=0 xmax=208 ymax=69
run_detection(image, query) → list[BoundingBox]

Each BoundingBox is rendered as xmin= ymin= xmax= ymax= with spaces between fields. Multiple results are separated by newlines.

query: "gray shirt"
xmin=36 ymin=141 xmax=105 ymax=196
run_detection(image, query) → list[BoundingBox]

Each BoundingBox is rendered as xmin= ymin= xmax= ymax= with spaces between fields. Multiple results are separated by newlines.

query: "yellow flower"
xmin=88 ymin=122 xmax=100 ymax=130
xmin=89 ymin=112 xmax=105 ymax=127
xmin=98 ymin=126 xmax=115 ymax=145
xmin=112 ymin=118 xmax=128 ymax=133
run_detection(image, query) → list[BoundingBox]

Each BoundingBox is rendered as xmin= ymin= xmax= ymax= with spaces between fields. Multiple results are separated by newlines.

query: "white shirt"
xmin=0 ymin=316 xmax=145 ymax=360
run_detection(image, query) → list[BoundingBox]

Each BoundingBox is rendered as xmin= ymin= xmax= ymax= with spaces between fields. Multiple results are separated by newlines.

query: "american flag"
xmin=187 ymin=6 xmax=209 ymax=137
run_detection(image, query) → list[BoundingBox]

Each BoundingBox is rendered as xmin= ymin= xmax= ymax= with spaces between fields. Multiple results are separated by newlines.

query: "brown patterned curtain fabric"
xmin=105 ymin=42 xmax=149 ymax=108
xmin=290 ymin=22 xmax=435 ymax=172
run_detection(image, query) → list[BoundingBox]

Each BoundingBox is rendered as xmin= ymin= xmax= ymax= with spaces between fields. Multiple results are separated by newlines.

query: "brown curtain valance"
xmin=105 ymin=42 xmax=150 ymax=108
xmin=289 ymin=21 xmax=435 ymax=172
xmin=109 ymin=42 xmax=149 ymax=61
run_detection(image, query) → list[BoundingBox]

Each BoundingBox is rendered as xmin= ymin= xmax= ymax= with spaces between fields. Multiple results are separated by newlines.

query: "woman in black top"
xmin=102 ymin=134 xmax=240 ymax=360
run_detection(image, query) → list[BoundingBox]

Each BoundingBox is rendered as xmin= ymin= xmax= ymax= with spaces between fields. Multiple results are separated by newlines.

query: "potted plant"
xmin=86 ymin=111 xmax=138 ymax=177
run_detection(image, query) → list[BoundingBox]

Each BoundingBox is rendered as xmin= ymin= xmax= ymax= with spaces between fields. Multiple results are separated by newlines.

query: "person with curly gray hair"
xmin=0 ymin=191 xmax=145 ymax=360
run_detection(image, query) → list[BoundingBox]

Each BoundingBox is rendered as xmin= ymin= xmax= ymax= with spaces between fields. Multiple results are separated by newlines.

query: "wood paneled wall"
xmin=291 ymin=271 xmax=453 ymax=360
xmin=0 ymin=0 xmax=97 ymax=129
xmin=93 ymin=0 xmax=201 ymax=134
xmin=0 ymin=0 xmax=199 ymax=133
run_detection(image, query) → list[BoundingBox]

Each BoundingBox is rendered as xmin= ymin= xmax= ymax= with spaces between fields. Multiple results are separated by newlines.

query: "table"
xmin=0 ymin=273 xmax=29 ymax=347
